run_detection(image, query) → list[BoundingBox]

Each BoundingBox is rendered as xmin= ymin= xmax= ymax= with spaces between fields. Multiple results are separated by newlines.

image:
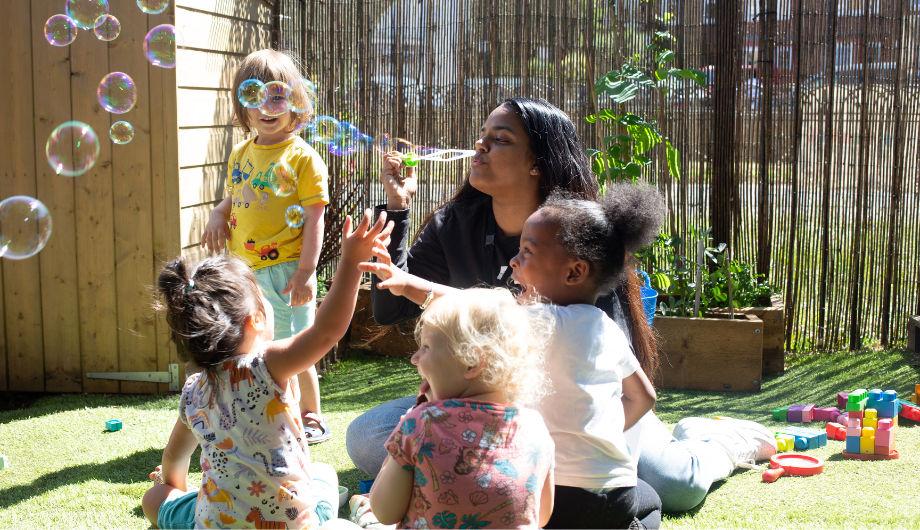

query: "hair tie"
xmin=185 ymin=280 xmax=195 ymax=293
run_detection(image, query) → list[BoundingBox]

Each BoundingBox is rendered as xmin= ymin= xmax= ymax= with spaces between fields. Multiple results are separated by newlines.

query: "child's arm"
xmin=539 ymin=469 xmax=555 ymax=527
xmin=622 ymin=368 xmax=657 ymax=431
xmin=281 ymin=203 xmax=325 ymax=306
xmin=159 ymin=418 xmax=199 ymax=492
xmin=201 ymin=195 xmax=232 ymax=253
xmin=264 ymin=210 xmax=389 ymax=383
xmin=368 ymin=456 xmax=413 ymax=525
xmin=358 ymin=238 xmax=458 ymax=305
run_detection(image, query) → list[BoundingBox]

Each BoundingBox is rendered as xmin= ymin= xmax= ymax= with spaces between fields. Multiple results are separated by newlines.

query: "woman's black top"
xmin=370 ymin=195 xmax=634 ymax=340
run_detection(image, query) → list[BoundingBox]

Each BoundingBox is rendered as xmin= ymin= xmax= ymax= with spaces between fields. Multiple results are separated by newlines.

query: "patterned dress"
xmin=386 ymin=399 xmax=554 ymax=529
xmin=180 ymin=348 xmax=319 ymax=529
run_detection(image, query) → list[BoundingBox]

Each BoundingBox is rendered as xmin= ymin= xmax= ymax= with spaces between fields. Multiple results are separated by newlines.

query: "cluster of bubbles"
xmin=0 ymin=196 xmax=53 ymax=261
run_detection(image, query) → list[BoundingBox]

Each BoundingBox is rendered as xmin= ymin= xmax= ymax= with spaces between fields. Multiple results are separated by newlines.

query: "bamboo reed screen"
xmin=275 ymin=0 xmax=919 ymax=350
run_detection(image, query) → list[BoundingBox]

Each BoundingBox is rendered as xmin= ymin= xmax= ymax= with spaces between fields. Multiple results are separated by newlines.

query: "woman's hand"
xmin=381 ymin=152 xmax=417 ymax=210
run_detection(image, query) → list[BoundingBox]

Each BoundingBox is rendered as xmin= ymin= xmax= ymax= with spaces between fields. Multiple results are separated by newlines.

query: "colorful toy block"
xmin=801 ymin=404 xmax=815 ymax=422
xmin=846 ymin=426 xmax=862 ymax=438
xmin=0 ymin=455 xmax=7 ymax=470
xmin=359 ymin=479 xmax=375 ymax=494
xmin=777 ymin=426 xmax=828 ymax=450
xmin=847 ymin=389 xmax=868 ymax=412
xmin=772 ymin=406 xmax=789 ymax=422
xmin=814 ymin=407 xmax=840 ymax=422
xmin=786 ymin=405 xmax=805 ymax=422
xmin=865 ymin=417 xmax=878 ymax=429
xmin=833 ymin=411 xmax=850 ymax=425
xmin=105 ymin=419 xmax=123 ymax=432
xmin=878 ymin=418 xmax=893 ymax=431
xmin=861 ymin=426 xmax=875 ymax=438
xmin=837 ymin=392 xmax=850 ymax=409
xmin=900 ymin=400 xmax=920 ymax=422
xmin=826 ymin=422 xmax=846 ymax=441
xmin=846 ymin=436 xmax=861 ymax=454
xmin=775 ymin=434 xmax=795 ymax=452
xmin=850 ymin=410 xmax=864 ymax=421
xmin=860 ymin=436 xmax=875 ymax=454
xmin=875 ymin=429 xmax=895 ymax=446
xmin=847 ymin=417 xmax=861 ymax=429
xmin=868 ymin=389 xmax=899 ymax=418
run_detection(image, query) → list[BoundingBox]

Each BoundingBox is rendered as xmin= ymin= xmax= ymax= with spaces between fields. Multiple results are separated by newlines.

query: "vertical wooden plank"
xmin=109 ymin=1 xmax=157 ymax=393
xmin=72 ymin=0 xmax=118 ymax=394
xmin=32 ymin=0 xmax=82 ymax=392
xmin=150 ymin=4 xmax=181 ymax=392
xmin=1 ymin=0 xmax=45 ymax=392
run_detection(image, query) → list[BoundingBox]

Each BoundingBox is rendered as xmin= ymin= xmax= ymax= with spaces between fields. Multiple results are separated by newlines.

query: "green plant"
xmin=637 ymin=227 xmax=777 ymax=317
xmin=586 ymin=9 xmax=706 ymax=185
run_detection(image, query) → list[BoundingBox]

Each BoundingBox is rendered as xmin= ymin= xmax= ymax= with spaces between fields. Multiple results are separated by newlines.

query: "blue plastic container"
xmin=636 ymin=271 xmax=657 ymax=328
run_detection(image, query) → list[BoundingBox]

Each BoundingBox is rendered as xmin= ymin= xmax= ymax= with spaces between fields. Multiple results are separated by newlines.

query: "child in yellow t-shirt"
xmin=201 ymin=49 xmax=332 ymax=443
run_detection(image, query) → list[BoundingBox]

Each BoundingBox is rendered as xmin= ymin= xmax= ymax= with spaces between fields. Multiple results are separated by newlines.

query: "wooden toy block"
xmin=775 ymin=434 xmax=794 ymax=452
xmin=772 ymin=406 xmax=789 ymax=422
xmin=105 ymin=419 xmax=123 ymax=432
xmin=801 ymin=404 xmax=815 ymax=423
xmin=860 ymin=436 xmax=875 ymax=454
xmin=846 ymin=426 xmax=862 ymax=438
xmin=0 ymin=455 xmax=7 ymax=470
xmin=814 ymin=407 xmax=840 ymax=422
xmin=838 ymin=392 xmax=850 ymax=409
xmin=847 ymin=389 xmax=868 ymax=412
xmin=786 ymin=405 xmax=805 ymax=422
xmin=864 ymin=417 xmax=878 ymax=430
xmin=846 ymin=436 xmax=861 ymax=454
xmin=826 ymin=422 xmax=846 ymax=441
xmin=778 ymin=426 xmax=827 ymax=449
xmin=847 ymin=417 xmax=861 ymax=429
xmin=877 ymin=418 xmax=893 ymax=431
xmin=861 ymin=426 xmax=875 ymax=438
xmin=876 ymin=429 xmax=895 ymax=446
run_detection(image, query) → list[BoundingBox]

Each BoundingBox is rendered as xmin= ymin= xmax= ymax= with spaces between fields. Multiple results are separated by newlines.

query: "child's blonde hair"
xmin=231 ymin=49 xmax=314 ymax=134
xmin=415 ymin=288 xmax=553 ymax=404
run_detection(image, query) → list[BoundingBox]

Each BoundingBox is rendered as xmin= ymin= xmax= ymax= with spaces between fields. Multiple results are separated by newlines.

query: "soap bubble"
xmin=328 ymin=123 xmax=366 ymax=156
xmin=262 ymin=81 xmax=292 ymax=117
xmin=93 ymin=14 xmax=120 ymax=41
xmin=66 ymin=0 xmax=109 ymax=30
xmin=294 ymin=122 xmax=315 ymax=143
xmin=46 ymin=121 xmax=100 ymax=177
xmin=285 ymin=205 xmax=305 ymax=229
xmin=268 ymin=162 xmax=297 ymax=197
xmin=110 ymin=121 xmax=134 ymax=144
xmin=45 ymin=15 xmax=77 ymax=47
xmin=144 ymin=24 xmax=180 ymax=68
xmin=97 ymin=72 xmax=136 ymax=114
xmin=289 ymin=78 xmax=316 ymax=114
xmin=238 ymin=79 xmax=267 ymax=109
xmin=137 ymin=0 xmax=169 ymax=14
xmin=0 ymin=197 xmax=52 ymax=260
xmin=374 ymin=134 xmax=415 ymax=154
xmin=313 ymin=116 xmax=342 ymax=145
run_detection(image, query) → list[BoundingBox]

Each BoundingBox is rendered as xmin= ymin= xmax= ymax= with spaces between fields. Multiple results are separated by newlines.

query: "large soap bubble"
xmin=65 ymin=0 xmax=109 ymax=30
xmin=289 ymin=78 xmax=316 ymax=114
xmin=45 ymin=15 xmax=77 ymax=47
xmin=93 ymin=14 xmax=120 ymax=41
xmin=0 ymin=196 xmax=52 ymax=260
xmin=137 ymin=0 xmax=169 ymax=14
xmin=262 ymin=81 xmax=292 ymax=117
xmin=144 ymin=24 xmax=180 ymax=68
xmin=97 ymin=72 xmax=137 ymax=114
xmin=269 ymin=162 xmax=297 ymax=197
xmin=110 ymin=121 xmax=134 ymax=144
xmin=238 ymin=79 xmax=267 ymax=109
xmin=46 ymin=121 xmax=100 ymax=177
xmin=313 ymin=116 xmax=342 ymax=145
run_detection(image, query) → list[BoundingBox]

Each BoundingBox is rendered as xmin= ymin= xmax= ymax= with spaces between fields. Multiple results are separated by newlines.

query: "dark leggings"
xmin=545 ymin=479 xmax=662 ymax=529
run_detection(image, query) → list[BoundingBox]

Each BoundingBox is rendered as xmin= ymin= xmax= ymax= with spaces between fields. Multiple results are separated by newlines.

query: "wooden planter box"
xmin=710 ymin=296 xmax=785 ymax=373
xmin=345 ymin=285 xmax=418 ymax=357
xmin=653 ymin=313 xmax=763 ymax=392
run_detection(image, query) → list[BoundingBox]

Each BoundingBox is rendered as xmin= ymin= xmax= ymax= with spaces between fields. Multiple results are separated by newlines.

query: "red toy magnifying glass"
xmin=762 ymin=454 xmax=825 ymax=482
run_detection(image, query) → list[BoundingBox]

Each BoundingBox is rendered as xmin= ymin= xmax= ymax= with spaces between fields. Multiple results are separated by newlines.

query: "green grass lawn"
xmin=0 ymin=348 xmax=918 ymax=529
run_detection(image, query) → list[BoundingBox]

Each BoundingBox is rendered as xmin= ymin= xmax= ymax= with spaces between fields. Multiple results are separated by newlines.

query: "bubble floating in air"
xmin=313 ymin=116 xmax=342 ymax=145
xmin=262 ymin=81 xmax=292 ymax=117
xmin=45 ymin=15 xmax=77 ymax=47
xmin=93 ymin=14 xmax=120 ymax=41
xmin=285 ymin=205 xmax=304 ymax=229
xmin=65 ymin=0 xmax=109 ymax=30
xmin=97 ymin=72 xmax=137 ymax=114
xmin=46 ymin=121 xmax=100 ymax=177
xmin=269 ymin=162 xmax=297 ymax=197
xmin=0 ymin=196 xmax=53 ymax=260
xmin=238 ymin=79 xmax=267 ymax=109
xmin=110 ymin=121 xmax=134 ymax=144
xmin=144 ymin=24 xmax=180 ymax=68
xmin=137 ymin=0 xmax=169 ymax=15
xmin=289 ymin=78 xmax=316 ymax=114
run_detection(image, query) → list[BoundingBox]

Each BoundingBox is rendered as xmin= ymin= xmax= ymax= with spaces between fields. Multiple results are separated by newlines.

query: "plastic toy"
xmin=0 ymin=455 xmax=7 ymax=470
xmin=867 ymin=389 xmax=898 ymax=418
xmin=846 ymin=389 xmax=868 ymax=412
xmin=837 ymin=392 xmax=849 ymax=409
xmin=899 ymin=399 xmax=920 ymax=421
xmin=762 ymin=454 xmax=825 ymax=482
xmin=772 ymin=406 xmax=789 ymax=422
xmin=105 ymin=419 xmax=123 ymax=432
xmin=813 ymin=406 xmax=840 ymax=422
xmin=826 ymin=422 xmax=846 ymax=441
xmin=776 ymin=426 xmax=828 ymax=450
xmin=359 ymin=479 xmax=374 ymax=494
xmin=776 ymin=434 xmax=795 ymax=452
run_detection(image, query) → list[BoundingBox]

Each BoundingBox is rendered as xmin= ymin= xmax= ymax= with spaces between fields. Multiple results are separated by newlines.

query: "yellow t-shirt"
xmin=226 ymin=136 xmax=329 ymax=269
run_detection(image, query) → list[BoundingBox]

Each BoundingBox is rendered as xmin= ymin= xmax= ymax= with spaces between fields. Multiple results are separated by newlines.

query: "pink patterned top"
xmin=386 ymin=399 xmax=555 ymax=530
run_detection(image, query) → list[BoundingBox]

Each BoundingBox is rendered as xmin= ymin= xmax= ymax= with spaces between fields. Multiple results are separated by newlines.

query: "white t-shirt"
xmin=533 ymin=304 xmax=641 ymax=490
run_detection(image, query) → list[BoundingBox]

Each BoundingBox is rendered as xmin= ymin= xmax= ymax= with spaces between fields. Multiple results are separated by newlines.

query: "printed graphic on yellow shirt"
xmin=226 ymin=137 xmax=329 ymax=270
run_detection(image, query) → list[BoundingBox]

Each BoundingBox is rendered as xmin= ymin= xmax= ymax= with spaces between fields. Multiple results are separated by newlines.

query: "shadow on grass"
xmin=320 ymin=349 xmax=420 ymax=413
xmin=0 ymin=393 xmax=176 ymax=426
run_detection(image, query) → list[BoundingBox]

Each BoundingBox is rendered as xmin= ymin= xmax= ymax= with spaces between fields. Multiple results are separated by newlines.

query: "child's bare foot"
xmin=149 ymin=465 xmax=164 ymax=485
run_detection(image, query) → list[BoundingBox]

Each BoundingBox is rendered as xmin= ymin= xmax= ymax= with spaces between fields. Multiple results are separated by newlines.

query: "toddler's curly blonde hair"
xmin=415 ymin=288 xmax=554 ymax=404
